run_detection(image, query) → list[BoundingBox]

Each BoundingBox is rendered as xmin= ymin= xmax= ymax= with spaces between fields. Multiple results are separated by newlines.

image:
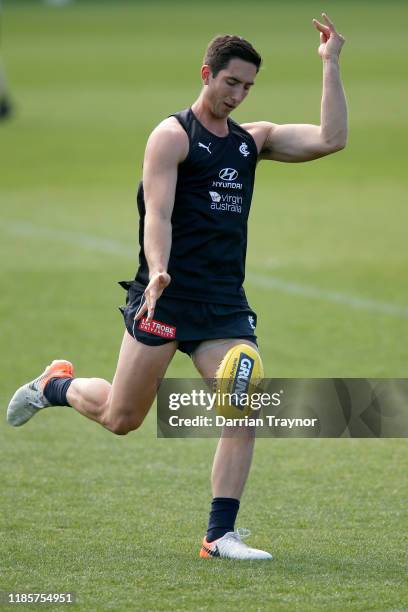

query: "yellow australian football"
xmin=214 ymin=344 xmax=264 ymax=419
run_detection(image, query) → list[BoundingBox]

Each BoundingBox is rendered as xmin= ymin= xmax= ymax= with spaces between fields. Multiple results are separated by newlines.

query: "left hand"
xmin=313 ymin=13 xmax=345 ymax=61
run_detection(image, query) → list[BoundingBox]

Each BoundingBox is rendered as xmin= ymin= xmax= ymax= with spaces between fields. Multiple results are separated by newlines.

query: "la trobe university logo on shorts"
xmin=138 ymin=317 xmax=177 ymax=339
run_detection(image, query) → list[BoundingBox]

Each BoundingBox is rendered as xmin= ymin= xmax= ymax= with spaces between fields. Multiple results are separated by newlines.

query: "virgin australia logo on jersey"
xmin=209 ymin=191 xmax=242 ymax=213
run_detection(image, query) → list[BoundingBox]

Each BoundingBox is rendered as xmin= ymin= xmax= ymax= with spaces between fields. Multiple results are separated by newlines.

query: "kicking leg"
xmin=194 ymin=339 xmax=272 ymax=560
xmin=193 ymin=338 xmax=258 ymax=499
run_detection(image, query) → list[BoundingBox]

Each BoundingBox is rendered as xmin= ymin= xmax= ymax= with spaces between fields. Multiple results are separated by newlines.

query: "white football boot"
xmin=7 ymin=360 xmax=74 ymax=427
xmin=200 ymin=528 xmax=272 ymax=560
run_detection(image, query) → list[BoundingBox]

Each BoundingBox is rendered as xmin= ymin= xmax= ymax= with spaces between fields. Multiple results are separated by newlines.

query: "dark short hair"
xmin=204 ymin=35 xmax=262 ymax=77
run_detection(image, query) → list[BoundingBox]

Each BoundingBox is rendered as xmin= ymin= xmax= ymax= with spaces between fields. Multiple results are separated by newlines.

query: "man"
xmin=7 ymin=14 xmax=347 ymax=560
xmin=0 ymin=1 xmax=13 ymax=120
xmin=0 ymin=65 xmax=12 ymax=119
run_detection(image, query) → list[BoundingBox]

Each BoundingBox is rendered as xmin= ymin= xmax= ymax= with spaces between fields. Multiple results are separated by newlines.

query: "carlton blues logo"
xmin=239 ymin=142 xmax=250 ymax=157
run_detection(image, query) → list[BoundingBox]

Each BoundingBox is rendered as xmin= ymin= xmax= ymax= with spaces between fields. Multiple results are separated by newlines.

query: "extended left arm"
xmin=255 ymin=13 xmax=347 ymax=162
xmin=319 ymin=56 xmax=348 ymax=152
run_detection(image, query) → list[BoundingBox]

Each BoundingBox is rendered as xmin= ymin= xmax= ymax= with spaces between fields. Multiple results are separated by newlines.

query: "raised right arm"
xmin=135 ymin=118 xmax=188 ymax=322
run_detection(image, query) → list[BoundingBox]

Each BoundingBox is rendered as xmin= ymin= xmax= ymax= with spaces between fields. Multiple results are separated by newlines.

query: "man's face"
xmin=203 ymin=58 xmax=257 ymax=118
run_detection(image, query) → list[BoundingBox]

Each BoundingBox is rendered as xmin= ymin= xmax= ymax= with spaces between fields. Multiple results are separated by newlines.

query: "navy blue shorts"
xmin=118 ymin=281 xmax=258 ymax=356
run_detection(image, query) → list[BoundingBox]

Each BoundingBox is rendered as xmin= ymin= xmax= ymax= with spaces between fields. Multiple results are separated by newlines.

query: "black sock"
xmin=43 ymin=377 xmax=73 ymax=406
xmin=206 ymin=497 xmax=240 ymax=542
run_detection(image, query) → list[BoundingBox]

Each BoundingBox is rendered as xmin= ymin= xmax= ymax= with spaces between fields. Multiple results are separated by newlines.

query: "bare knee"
xmin=221 ymin=424 xmax=256 ymax=440
xmin=104 ymin=413 xmax=145 ymax=436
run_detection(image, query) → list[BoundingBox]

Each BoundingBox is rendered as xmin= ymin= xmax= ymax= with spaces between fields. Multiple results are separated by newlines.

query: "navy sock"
xmin=43 ymin=377 xmax=73 ymax=407
xmin=206 ymin=497 xmax=240 ymax=542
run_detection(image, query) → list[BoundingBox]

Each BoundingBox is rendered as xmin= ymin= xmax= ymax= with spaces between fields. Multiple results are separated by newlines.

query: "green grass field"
xmin=1 ymin=1 xmax=408 ymax=610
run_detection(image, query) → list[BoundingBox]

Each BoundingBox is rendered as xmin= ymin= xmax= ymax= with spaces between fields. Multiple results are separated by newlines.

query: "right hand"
xmin=134 ymin=271 xmax=171 ymax=323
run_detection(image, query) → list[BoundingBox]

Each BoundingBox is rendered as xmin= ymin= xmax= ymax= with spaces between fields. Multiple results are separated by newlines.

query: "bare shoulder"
xmin=240 ymin=121 xmax=275 ymax=156
xmin=146 ymin=117 xmax=189 ymax=164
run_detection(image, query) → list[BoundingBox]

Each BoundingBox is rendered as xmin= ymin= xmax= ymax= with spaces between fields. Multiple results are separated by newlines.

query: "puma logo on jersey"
xmin=198 ymin=142 xmax=212 ymax=154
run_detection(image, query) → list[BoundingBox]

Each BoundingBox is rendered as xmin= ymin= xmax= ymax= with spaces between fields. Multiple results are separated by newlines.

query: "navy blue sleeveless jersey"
xmin=135 ymin=107 xmax=258 ymax=305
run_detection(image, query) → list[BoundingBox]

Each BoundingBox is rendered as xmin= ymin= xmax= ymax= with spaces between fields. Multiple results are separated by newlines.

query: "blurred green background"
xmin=1 ymin=1 xmax=407 ymax=610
